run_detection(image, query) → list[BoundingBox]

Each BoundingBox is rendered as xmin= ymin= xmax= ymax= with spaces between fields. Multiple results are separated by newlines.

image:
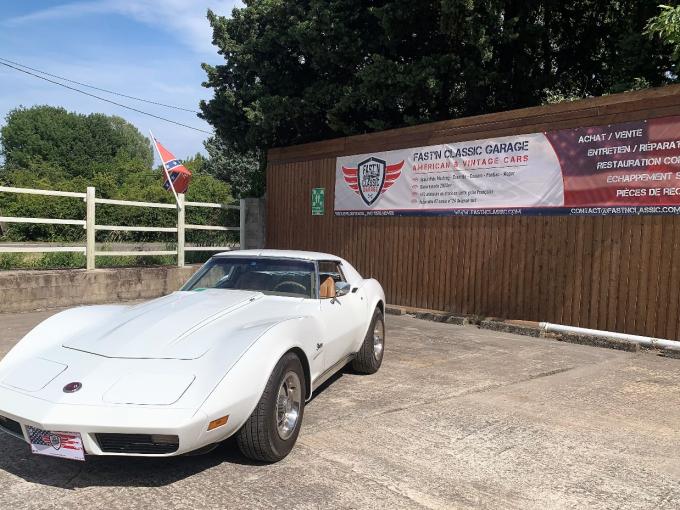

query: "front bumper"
xmin=0 ymin=385 xmax=213 ymax=457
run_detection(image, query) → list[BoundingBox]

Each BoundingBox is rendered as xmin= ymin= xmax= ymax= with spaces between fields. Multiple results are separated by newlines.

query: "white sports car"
xmin=0 ymin=250 xmax=386 ymax=463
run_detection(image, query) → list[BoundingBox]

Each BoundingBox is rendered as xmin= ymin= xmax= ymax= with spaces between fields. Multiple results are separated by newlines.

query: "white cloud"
xmin=5 ymin=0 xmax=242 ymax=54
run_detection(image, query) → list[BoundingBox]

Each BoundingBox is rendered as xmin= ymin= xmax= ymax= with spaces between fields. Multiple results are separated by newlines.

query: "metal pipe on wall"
xmin=539 ymin=322 xmax=680 ymax=351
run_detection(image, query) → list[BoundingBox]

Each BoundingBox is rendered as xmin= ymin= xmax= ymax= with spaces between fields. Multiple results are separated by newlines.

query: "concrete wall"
xmin=241 ymin=197 xmax=266 ymax=250
xmin=0 ymin=265 xmax=199 ymax=313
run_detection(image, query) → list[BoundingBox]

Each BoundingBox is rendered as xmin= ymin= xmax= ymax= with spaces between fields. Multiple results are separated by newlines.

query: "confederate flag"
xmin=152 ymin=137 xmax=192 ymax=194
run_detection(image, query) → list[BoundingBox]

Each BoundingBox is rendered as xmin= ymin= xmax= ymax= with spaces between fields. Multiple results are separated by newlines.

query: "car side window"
xmin=318 ymin=261 xmax=345 ymax=299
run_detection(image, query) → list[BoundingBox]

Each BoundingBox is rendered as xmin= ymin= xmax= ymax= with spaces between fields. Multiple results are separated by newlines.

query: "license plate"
xmin=26 ymin=426 xmax=85 ymax=461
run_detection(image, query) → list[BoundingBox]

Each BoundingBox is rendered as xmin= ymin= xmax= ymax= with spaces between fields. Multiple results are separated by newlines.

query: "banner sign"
xmin=334 ymin=115 xmax=680 ymax=216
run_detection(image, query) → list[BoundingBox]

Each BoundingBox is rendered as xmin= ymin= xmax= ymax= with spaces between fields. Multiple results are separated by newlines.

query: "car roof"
xmin=214 ymin=249 xmax=343 ymax=262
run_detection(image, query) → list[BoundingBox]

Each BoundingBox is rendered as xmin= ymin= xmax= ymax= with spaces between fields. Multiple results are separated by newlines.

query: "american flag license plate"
xmin=26 ymin=426 xmax=85 ymax=461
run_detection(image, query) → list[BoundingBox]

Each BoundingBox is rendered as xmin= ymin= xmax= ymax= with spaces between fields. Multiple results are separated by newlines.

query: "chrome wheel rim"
xmin=373 ymin=319 xmax=385 ymax=360
xmin=276 ymin=371 xmax=302 ymax=440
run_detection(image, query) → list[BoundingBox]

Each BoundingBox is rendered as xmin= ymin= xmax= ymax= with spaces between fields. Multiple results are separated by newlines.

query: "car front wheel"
xmin=352 ymin=307 xmax=385 ymax=374
xmin=236 ymin=352 xmax=306 ymax=463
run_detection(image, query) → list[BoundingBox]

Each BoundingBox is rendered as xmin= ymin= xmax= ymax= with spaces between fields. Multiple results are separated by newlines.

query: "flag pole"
xmin=149 ymin=129 xmax=181 ymax=209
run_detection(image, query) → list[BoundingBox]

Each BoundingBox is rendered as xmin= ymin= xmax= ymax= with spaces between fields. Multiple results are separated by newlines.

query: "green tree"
xmin=201 ymin=0 xmax=676 ymax=191
xmin=1 ymin=106 xmax=153 ymax=180
xmin=646 ymin=4 xmax=680 ymax=60
xmin=203 ymin=136 xmax=262 ymax=198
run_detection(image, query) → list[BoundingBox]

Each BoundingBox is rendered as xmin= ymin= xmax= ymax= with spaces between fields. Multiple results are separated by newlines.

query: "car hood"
xmin=61 ymin=289 xmax=290 ymax=360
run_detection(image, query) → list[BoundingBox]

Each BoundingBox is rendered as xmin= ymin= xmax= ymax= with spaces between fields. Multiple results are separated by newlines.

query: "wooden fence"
xmin=266 ymin=85 xmax=680 ymax=339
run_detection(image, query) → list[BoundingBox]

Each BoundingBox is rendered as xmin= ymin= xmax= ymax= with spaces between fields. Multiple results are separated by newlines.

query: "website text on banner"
xmin=334 ymin=116 xmax=680 ymax=216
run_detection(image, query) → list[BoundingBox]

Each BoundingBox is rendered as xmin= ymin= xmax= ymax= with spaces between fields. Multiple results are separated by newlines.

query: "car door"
xmin=318 ymin=261 xmax=366 ymax=370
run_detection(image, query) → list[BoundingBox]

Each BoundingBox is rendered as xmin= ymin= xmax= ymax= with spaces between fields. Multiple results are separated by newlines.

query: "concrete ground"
xmin=1 ymin=308 xmax=680 ymax=509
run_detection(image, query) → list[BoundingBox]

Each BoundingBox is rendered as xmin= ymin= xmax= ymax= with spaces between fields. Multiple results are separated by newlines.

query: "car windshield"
xmin=181 ymin=257 xmax=315 ymax=298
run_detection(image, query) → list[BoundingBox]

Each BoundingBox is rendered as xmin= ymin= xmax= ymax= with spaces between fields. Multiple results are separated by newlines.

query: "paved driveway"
xmin=1 ymin=308 xmax=680 ymax=509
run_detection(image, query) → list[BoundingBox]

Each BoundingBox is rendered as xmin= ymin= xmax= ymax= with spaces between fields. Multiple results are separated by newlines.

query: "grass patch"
xmin=0 ymin=243 xmax=220 ymax=271
xmin=96 ymin=254 xmax=176 ymax=268
xmin=0 ymin=251 xmax=178 ymax=270
xmin=0 ymin=252 xmax=86 ymax=270
xmin=0 ymin=253 xmax=25 ymax=270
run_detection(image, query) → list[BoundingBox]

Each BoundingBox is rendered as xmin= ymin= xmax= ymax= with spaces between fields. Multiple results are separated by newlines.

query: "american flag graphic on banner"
xmin=27 ymin=426 xmax=85 ymax=461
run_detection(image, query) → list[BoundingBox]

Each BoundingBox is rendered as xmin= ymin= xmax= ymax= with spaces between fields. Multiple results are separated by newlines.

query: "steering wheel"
xmin=273 ymin=280 xmax=307 ymax=294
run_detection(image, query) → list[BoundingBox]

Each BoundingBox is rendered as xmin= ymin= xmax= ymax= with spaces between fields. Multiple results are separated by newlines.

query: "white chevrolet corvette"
xmin=0 ymin=250 xmax=386 ymax=463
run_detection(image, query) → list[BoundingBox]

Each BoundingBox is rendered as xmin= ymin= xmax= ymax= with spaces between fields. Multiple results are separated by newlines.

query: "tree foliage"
xmin=646 ymin=4 xmax=680 ymax=60
xmin=200 ymin=0 xmax=677 ymax=193
xmin=203 ymin=136 xmax=262 ymax=198
xmin=1 ymin=106 xmax=153 ymax=178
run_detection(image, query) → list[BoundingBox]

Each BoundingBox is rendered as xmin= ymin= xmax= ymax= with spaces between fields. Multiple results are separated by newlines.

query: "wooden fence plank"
xmin=588 ymin=217 xmax=604 ymax=329
xmin=666 ymin=220 xmax=680 ymax=340
xmin=624 ymin=216 xmax=643 ymax=334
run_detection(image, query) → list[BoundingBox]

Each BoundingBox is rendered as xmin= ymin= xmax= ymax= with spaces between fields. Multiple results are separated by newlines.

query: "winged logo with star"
xmin=342 ymin=158 xmax=404 ymax=206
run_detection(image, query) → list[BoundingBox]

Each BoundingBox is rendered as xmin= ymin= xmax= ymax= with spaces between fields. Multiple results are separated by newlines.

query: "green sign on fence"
xmin=311 ymin=188 xmax=325 ymax=215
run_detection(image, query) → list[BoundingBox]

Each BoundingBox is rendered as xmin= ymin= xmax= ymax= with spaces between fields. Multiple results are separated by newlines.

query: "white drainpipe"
xmin=539 ymin=322 xmax=680 ymax=351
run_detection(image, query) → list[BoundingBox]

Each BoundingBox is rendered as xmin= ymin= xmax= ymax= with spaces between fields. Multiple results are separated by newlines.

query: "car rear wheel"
xmin=236 ymin=352 xmax=306 ymax=463
xmin=352 ymin=307 xmax=385 ymax=374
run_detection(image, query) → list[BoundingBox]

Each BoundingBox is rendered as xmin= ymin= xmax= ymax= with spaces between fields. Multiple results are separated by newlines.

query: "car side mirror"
xmin=335 ymin=282 xmax=351 ymax=297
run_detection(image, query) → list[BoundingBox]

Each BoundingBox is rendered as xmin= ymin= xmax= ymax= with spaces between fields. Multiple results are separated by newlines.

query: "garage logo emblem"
xmin=342 ymin=157 xmax=404 ymax=206
xmin=49 ymin=433 xmax=62 ymax=450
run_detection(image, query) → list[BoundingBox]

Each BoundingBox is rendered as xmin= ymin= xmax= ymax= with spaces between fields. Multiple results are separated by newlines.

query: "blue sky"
xmin=0 ymin=0 xmax=242 ymax=162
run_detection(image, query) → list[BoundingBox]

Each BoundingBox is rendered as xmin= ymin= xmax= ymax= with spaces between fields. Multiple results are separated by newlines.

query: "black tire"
xmin=236 ymin=352 xmax=306 ymax=463
xmin=352 ymin=307 xmax=385 ymax=374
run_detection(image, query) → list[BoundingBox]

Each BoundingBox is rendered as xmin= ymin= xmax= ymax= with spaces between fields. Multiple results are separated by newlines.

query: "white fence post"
xmin=177 ymin=193 xmax=185 ymax=267
xmin=85 ymin=187 xmax=96 ymax=270
xmin=239 ymin=199 xmax=246 ymax=250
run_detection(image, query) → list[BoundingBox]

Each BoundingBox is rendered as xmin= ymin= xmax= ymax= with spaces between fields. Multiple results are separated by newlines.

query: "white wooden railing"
xmin=0 ymin=186 xmax=243 ymax=269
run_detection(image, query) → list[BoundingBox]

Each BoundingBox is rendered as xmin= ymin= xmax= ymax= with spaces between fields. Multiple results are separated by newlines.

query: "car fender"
xmin=195 ymin=315 xmax=321 ymax=443
xmin=349 ymin=278 xmax=385 ymax=352
xmin=0 ymin=305 xmax=126 ymax=376
xmin=361 ymin=278 xmax=386 ymax=314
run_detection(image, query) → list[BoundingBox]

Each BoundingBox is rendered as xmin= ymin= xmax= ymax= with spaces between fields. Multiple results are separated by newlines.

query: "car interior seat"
xmin=319 ymin=276 xmax=336 ymax=299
